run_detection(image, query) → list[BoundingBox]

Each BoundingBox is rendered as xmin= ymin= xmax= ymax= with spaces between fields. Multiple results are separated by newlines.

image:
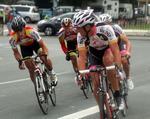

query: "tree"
xmin=59 ymin=0 xmax=97 ymax=9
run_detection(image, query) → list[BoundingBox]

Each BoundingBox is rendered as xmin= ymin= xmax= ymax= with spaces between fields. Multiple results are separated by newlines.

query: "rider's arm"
xmin=78 ymin=49 xmax=87 ymax=71
xmin=38 ymin=38 xmax=49 ymax=56
xmin=58 ymin=35 xmax=68 ymax=55
xmin=12 ymin=48 xmax=25 ymax=69
xmin=13 ymin=48 xmax=22 ymax=61
xmin=109 ymin=42 xmax=121 ymax=69
xmin=121 ymin=36 xmax=131 ymax=58
xmin=58 ymin=28 xmax=68 ymax=54
xmin=108 ymin=25 xmax=121 ymax=69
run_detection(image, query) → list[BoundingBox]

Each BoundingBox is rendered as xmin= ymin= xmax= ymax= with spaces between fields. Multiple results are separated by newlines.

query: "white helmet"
xmin=72 ymin=9 xmax=95 ymax=27
xmin=99 ymin=14 xmax=112 ymax=23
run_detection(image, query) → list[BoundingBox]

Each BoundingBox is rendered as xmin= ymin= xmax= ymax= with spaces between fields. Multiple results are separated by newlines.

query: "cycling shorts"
xmin=67 ymin=41 xmax=77 ymax=56
xmin=0 ymin=17 xmax=4 ymax=24
xmin=20 ymin=40 xmax=42 ymax=58
xmin=118 ymin=40 xmax=127 ymax=55
xmin=88 ymin=46 xmax=110 ymax=68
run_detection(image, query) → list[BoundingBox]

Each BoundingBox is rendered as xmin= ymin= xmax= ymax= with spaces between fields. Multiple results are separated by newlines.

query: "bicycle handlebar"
xmin=76 ymin=62 xmax=120 ymax=78
xmin=18 ymin=52 xmax=47 ymax=67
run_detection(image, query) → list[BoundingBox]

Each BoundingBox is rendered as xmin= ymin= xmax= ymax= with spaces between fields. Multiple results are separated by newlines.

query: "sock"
xmin=49 ymin=69 xmax=55 ymax=75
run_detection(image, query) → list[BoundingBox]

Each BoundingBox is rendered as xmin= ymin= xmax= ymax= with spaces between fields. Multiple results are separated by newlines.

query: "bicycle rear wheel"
xmin=34 ymin=71 xmax=49 ymax=115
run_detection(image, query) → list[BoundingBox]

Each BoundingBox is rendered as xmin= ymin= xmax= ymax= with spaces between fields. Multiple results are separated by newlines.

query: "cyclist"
xmin=58 ymin=18 xmax=78 ymax=72
xmin=73 ymin=9 xmax=124 ymax=111
xmin=0 ymin=9 xmax=5 ymax=35
xmin=8 ymin=16 xmax=58 ymax=86
xmin=99 ymin=13 xmax=134 ymax=90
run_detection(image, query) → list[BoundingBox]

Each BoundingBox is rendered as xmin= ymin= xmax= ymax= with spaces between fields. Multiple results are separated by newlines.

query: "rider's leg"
xmin=24 ymin=60 xmax=35 ymax=82
xmin=121 ymin=55 xmax=130 ymax=78
xmin=70 ymin=53 xmax=78 ymax=72
xmin=90 ymin=72 xmax=100 ymax=106
xmin=103 ymin=50 xmax=119 ymax=90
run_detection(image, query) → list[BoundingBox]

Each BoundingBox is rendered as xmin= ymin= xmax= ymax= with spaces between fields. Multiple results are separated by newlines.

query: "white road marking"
xmin=0 ymin=71 xmax=71 ymax=85
xmin=58 ymin=106 xmax=99 ymax=119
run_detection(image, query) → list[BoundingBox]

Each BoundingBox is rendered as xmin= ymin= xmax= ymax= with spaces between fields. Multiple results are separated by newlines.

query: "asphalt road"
xmin=0 ymin=34 xmax=150 ymax=119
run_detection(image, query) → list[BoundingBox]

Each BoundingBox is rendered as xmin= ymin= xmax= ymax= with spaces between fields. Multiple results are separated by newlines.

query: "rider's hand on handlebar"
xmin=19 ymin=62 xmax=25 ymax=70
xmin=126 ymin=52 xmax=131 ymax=59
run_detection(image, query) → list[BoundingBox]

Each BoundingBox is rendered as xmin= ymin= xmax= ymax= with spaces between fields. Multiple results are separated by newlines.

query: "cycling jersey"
xmin=111 ymin=24 xmax=126 ymax=45
xmin=58 ymin=27 xmax=77 ymax=55
xmin=111 ymin=24 xmax=127 ymax=54
xmin=9 ymin=26 xmax=41 ymax=49
xmin=77 ymin=23 xmax=117 ymax=51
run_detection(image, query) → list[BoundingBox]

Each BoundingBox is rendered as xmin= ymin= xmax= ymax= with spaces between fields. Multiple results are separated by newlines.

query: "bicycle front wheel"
xmin=49 ymin=86 xmax=56 ymax=106
xmin=82 ymin=78 xmax=90 ymax=99
xmin=34 ymin=71 xmax=49 ymax=115
xmin=99 ymin=92 xmax=113 ymax=119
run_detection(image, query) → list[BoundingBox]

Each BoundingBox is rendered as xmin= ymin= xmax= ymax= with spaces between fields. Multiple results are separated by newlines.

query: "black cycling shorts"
xmin=67 ymin=40 xmax=77 ymax=51
xmin=0 ymin=17 xmax=4 ymax=24
xmin=20 ymin=40 xmax=42 ymax=58
xmin=118 ymin=39 xmax=127 ymax=54
xmin=88 ymin=46 xmax=110 ymax=68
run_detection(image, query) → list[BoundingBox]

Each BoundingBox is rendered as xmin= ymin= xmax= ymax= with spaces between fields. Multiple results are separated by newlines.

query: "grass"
xmin=123 ymin=24 xmax=150 ymax=30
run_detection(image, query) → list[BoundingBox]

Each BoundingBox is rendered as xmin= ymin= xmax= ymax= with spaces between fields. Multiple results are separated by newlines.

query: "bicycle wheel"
xmin=49 ymin=86 xmax=56 ymax=106
xmin=119 ymin=81 xmax=127 ymax=117
xmin=109 ymin=85 xmax=118 ymax=119
xmin=82 ymin=78 xmax=90 ymax=99
xmin=87 ymin=75 xmax=93 ymax=92
xmin=123 ymin=79 xmax=128 ymax=108
xmin=34 ymin=71 xmax=49 ymax=115
xmin=99 ymin=92 xmax=112 ymax=119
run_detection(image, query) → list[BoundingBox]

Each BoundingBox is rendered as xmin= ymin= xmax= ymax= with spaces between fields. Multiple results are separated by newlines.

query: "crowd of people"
xmin=8 ymin=9 xmax=134 ymax=118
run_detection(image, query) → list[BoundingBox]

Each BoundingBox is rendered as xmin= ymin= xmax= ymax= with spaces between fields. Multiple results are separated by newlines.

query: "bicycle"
xmin=18 ymin=52 xmax=56 ymax=115
xmin=119 ymin=54 xmax=130 ymax=116
xmin=77 ymin=63 xmax=120 ymax=119
xmin=66 ymin=49 xmax=93 ymax=98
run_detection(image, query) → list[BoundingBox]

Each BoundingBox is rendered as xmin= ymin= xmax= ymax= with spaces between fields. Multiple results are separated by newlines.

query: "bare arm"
xmin=12 ymin=48 xmax=25 ymax=69
xmin=121 ymin=36 xmax=131 ymax=58
xmin=38 ymin=39 xmax=49 ymax=57
xmin=109 ymin=42 xmax=121 ymax=69
xmin=78 ymin=50 xmax=87 ymax=72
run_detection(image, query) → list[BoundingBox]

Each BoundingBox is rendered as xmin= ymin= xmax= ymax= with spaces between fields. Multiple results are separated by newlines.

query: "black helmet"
xmin=11 ymin=16 xmax=26 ymax=32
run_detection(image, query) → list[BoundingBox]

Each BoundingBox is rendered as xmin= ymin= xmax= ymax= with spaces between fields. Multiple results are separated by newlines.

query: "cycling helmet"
xmin=11 ymin=16 xmax=26 ymax=32
xmin=99 ymin=14 xmax=112 ymax=23
xmin=61 ymin=18 xmax=72 ymax=28
xmin=72 ymin=9 xmax=95 ymax=27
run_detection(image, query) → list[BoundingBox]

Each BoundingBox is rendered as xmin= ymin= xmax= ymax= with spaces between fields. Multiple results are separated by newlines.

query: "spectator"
xmin=7 ymin=9 xmax=13 ymax=36
xmin=0 ymin=9 xmax=5 ymax=35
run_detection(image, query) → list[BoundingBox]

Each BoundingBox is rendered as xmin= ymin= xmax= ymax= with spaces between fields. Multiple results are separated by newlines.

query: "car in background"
xmin=0 ymin=4 xmax=11 ymax=22
xmin=37 ymin=12 xmax=76 ymax=36
xmin=11 ymin=5 xmax=40 ymax=23
xmin=17 ymin=0 xmax=35 ymax=6
xmin=39 ymin=8 xmax=52 ymax=20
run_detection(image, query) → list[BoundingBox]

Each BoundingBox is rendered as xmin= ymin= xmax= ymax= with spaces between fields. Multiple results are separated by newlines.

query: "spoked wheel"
xmin=99 ymin=93 xmax=112 ymax=119
xmin=109 ymin=85 xmax=118 ymax=119
xmin=49 ymin=86 xmax=56 ymax=106
xmin=82 ymin=78 xmax=90 ymax=99
xmin=87 ymin=75 xmax=94 ymax=92
xmin=34 ymin=71 xmax=49 ymax=115
xmin=119 ymin=79 xmax=127 ymax=117
xmin=124 ymin=79 xmax=129 ymax=108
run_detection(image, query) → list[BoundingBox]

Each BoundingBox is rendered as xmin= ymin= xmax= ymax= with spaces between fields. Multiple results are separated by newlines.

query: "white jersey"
xmin=111 ymin=24 xmax=126 ymax=40
xmin=77 ymin=23 xmax=117 ymax=51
